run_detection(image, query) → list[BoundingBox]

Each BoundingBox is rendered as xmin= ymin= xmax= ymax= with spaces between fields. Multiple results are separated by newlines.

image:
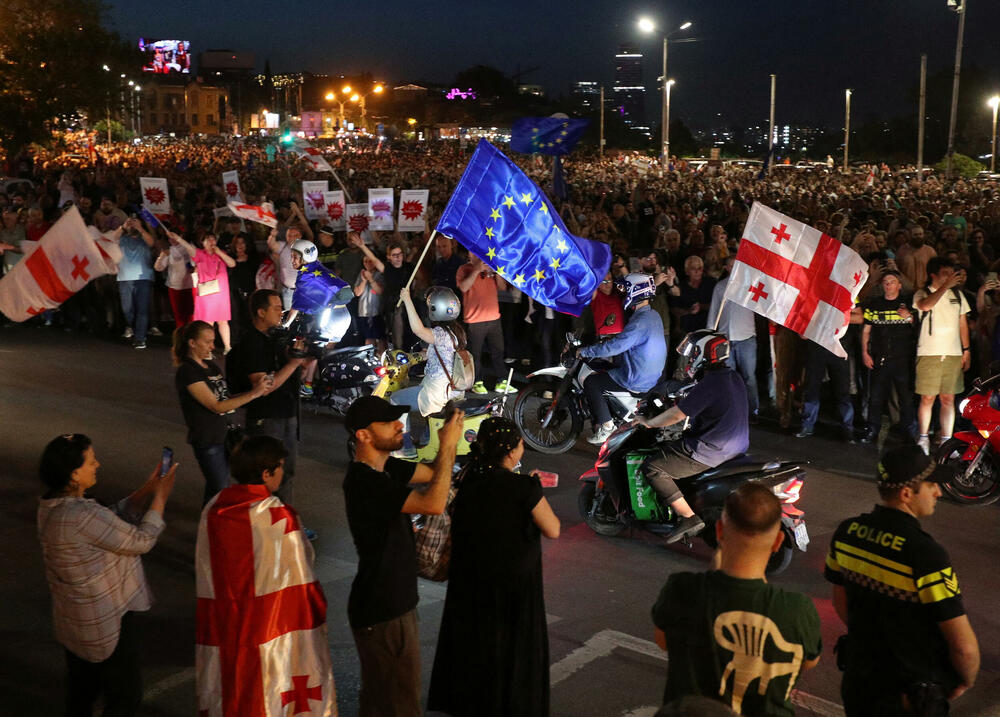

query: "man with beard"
xmin=897 ymin=226 xmax=936 ymax=291
xmin=342 ymin=396 xmax=463 ymax=716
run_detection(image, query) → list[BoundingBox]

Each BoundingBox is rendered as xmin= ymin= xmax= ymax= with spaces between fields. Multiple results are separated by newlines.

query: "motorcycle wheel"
xmin=766 ymin=538 xmax=795 ymax=576
xmin=577 ymin=482 xmax=626 ymax=537
xmin=514 ymin=380 xmax=583 ymax=454
xmin=936 ymin=438 xmax=1000 ymax=505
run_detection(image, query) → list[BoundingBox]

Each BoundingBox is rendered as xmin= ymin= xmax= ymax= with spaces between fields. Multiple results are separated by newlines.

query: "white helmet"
xmin=426 ymin=287 xmax=461 ymax=321
xmin=615 ymin=272 xmax=656 ymax=311
xmin=292 ymin=239 xmax=318 ymax=263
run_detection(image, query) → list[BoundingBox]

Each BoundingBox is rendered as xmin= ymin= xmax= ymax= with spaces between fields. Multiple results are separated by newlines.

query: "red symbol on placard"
xmin=305 ymin=192 xmax=324 ymax=210
xmin=401 ymin=200 xmax=424 ymax=221
xmin=349 ymin=213 xmax=369 ymax=232
xmin=370 ymin=199 xmax=392 ymax=218
xmin=280 ymin=675 xmax=322 ymax=715
xmin=225 ymin=181 xmax=239 ymax=197
xmin=71 ymin=255 xmax=90 ymax=281
xmin=770 ymin=224 xmax=791 ymax=244
xmin=326 ymin=202 xmax=343 ymax=220
xmin=143 ymin=186 xmax=166 ymax=206
xmin=748 ymin=282 xmax=769 ymax=302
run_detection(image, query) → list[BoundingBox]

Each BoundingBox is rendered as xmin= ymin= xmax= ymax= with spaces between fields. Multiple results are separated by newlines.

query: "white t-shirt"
xmin=418 ymin=325 xmax=465 ymax=416
xmin=913 ymin=287 xmax=969 ymax=356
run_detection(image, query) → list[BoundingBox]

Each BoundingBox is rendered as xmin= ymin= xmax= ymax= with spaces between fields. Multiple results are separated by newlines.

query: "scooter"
xmin=514 ymin=331 xmax=649 ymax=454
xmin=578 ymin=396 xmax=809 ymax=575
xmin=935 ymin=373 xmax=1000 ymax=504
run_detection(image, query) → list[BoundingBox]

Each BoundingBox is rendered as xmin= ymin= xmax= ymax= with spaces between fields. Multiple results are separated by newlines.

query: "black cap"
xmin=877 ymin=445 xmax=953 ymax=489
xmin=344 ymin=396 xmax=409 ymax=435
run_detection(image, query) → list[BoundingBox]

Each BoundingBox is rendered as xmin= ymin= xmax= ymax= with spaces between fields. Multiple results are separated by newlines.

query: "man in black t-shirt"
xmin=226 ymin=289 xmax=305 ymax=507
xmin=342 ymin=396 xmax=463 ymax=717
xmin=860 ymin=271 xmax=917 ymax=443
xmin=653 ymin=484 xmax=820 ymax=715
xmin=825 ymin=446 xmax=980 ymax=715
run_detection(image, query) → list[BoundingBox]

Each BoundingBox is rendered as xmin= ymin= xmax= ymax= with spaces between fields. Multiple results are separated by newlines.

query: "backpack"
xmin=432 ymin=331 xmax=475 ymax=392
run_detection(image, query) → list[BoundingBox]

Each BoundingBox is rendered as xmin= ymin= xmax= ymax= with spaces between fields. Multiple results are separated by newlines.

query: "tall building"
xmin=572 ymin=81 xmax=601 ymax=110
xmin=613 ymin=45 xmax=645 ymax=127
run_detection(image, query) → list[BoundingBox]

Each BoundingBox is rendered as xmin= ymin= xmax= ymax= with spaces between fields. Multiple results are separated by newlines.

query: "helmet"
xmin=677 ymin=329 xmax=731 ymax=378
xmin=291 ymin=239 xmax=318 ymax=264
xmin=615 ymin=272 xmax=656 ymax=311
xmin=426 ymin=287 xmax=461 ymax=321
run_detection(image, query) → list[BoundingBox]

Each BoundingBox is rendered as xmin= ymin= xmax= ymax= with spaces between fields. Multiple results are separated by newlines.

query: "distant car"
xmin=0 ymin=178 xmax=35 ymax=196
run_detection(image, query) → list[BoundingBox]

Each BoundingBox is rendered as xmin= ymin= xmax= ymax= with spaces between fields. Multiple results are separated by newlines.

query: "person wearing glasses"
xmin=349 ymin=233 xmax=416 ymax=349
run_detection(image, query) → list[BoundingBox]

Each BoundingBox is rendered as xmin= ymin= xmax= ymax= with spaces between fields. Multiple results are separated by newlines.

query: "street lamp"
xmin=843 ymin=89 xmax=852 ymax=171
xmin=989 ymin=95 xmax=999 ymax=173
xmin=325 ymin=88 xmax=354 ymax=129
xmin=638 ymin=17 xmax=693 ymax=168
xmin=134 ymin=85 xmax=142 ymax=138
xmin=350 ymin=84 xmax=384 ymax=131
xmin=102 ymin=64 xmax=112 ymax=144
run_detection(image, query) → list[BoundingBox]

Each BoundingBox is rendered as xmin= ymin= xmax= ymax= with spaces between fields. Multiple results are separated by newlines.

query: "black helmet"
xmin=677 ymin=329 xmax=731 ymax=378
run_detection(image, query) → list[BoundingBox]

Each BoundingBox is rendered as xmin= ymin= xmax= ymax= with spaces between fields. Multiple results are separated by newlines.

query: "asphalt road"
xmin=2 ymin=326 xmax=1000 ymax=716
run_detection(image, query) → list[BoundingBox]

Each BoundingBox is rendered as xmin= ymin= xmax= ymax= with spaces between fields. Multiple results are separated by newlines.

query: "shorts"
xmin=915 ymin=355 xmax=964 ymax=396
xmin=357 ymin=315 xmax=385 ymax=340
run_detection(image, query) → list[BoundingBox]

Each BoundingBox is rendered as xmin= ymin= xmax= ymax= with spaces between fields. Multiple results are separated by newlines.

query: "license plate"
xmin=793 ymin=522 xmax=810 ymax=551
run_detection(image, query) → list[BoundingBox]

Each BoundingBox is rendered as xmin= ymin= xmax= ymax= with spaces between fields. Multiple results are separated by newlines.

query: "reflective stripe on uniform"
xmin=916 ymin=568 xmax=961 ymax=603
xmin=832 ymin=541 xmax=917 ymax=595
xmin=834 ymin=541 xmax=914 ymax=575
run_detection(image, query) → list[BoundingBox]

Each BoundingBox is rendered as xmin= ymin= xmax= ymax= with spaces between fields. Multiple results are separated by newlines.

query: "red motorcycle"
xmin=935 ymin=374 xmax=1000 ymax=504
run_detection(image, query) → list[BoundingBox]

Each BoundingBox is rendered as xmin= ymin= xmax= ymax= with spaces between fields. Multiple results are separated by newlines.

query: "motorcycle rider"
xmin=578 ymin=273 xmax=667 ymax=445
xmin=636 ymin=330 xmax=750 ymax=543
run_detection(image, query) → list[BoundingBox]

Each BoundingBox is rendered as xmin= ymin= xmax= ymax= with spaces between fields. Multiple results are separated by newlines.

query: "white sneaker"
xmin=148 ymin=326 xmax=163 ymax=337
xmin=917 ymin=435 xmax=930 ymax=455
xmin=122 ymin=327 xmax=134 ymax=339
xmin=587 ymin=424 xmax=614 ymax=445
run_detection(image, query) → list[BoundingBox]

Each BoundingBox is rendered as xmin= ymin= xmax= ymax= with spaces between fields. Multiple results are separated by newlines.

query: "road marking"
xmin=145 ymin=666 xmax=195 ymax=699
xmin=550 ymin=629 xmax=845 ymax=716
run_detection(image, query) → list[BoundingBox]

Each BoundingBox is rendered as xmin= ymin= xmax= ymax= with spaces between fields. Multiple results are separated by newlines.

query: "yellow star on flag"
xmin=555 ymin=238 xmax=568 ymax=252
xmin=489 ymin=208 xmax=501 ymax=221
xmin=533 ymin=268 xmax=546 ymax=282
xmin=561 ymin=129 xmax=568 ymax=136
xmin=520 ymin=192 xmax=533 ymax=205
xmin=502 ymin=196 xmax=515 ymax=209
xmin=485 ymin=226 xmax=494 ymax=238
xmin=555 ymin=138 xmax=562 ymax=143
xmin=550 ymin=258 xmax=561 ymax=270
xmin=538 ymin=203 xmax=548 ymax=214
xmin=514 ymin=273 xmax=526 ymax=287
xmin=486 ymin=246 xmax=497 ymax=260
xmin=312 ymin=269 xmax=324 ymax=276
xmin=496 ymin=265 xmax=507 ymax=276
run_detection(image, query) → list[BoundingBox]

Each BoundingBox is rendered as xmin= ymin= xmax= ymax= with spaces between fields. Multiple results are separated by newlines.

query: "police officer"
xmin=825 ymin=445 xmax=979 ymax=715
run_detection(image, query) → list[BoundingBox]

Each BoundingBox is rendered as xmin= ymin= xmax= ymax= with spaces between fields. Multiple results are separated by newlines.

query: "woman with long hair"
xmin=172 ymin=320 xmax=272 ymax=503
xmin=167 ymin=228 xmax=236 ymax=353
xmin=427 ymin=418 xmax=560 ymax=716
xmin=37 ymin=433 xmax=177 ymax=716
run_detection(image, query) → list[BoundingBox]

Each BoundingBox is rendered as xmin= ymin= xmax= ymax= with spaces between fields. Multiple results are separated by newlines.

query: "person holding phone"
xmin=37 ymin=433 xmax=177 ymax=717
xmin=172 ymin=320 xmax=274 ymax=504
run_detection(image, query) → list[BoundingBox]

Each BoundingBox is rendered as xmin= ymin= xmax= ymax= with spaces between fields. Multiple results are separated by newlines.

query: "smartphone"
xmin=159 ymin=446 xmax=173 ymax=477
xmin=535 ymin=470 xmax=559 ymax=488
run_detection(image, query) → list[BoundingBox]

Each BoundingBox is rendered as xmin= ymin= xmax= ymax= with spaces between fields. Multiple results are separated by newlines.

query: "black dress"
xmin=427 ymin=468 xmax=549 ymax=717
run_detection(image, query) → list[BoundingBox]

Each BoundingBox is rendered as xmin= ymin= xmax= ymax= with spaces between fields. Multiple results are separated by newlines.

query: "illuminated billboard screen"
xmin=139 ymin=39 xmax=191 ymax=75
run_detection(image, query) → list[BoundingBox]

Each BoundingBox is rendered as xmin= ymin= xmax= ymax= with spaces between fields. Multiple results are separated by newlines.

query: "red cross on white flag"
xmin=721 ymin=202 xmax=868 ymax=358
xmin=227 ymin=201 xmax=279 ymax=228
xmin=0 ymin=206 xmax=122 ymax=322
xmin=195 ymin=484 xmax=336 ymax=717
xmin=290 ymin=139 xmax=333 ymax=173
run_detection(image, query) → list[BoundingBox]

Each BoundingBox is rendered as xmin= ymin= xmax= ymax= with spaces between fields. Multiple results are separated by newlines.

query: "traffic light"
xmin=281 ymin=133 xmax=294 ymax=145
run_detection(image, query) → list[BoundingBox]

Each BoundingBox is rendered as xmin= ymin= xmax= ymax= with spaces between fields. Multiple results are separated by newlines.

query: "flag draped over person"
xmin=0 ymin=206 xmax=122 ymax=321
xmin=722 ymin=202 xmax=868 ymax=358
xmin=196 ymin=483 xmax=336 ymax=717
xmin=510 ymin=117 xmax=588 ymax=156
xmin=436 ymin=138 xmax=610 ymax=316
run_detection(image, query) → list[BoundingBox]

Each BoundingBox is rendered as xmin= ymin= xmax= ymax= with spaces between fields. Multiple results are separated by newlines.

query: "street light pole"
xmin=989 ymin=95 xmax=1000 ymax=173
xmin=665 ymin=80 xmax=675 ymax=166
xmin=135 ymin=86 xmax=142 ymax=138
xmin=768 ymin=74 xmax=776 ymax=175
xmin=843 ymin=89 xmax=852 ymax=172
xmin=945 ymin=0 xmax=967 ymax=177
xmin=599 ymin=85 xmax=605 ymax=159
xmin=918 ymin=54 xmax=927 ymax=174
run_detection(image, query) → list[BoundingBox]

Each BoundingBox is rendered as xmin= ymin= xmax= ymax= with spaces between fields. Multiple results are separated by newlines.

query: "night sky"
xmin=105 ymin=0 xmax=1000 ymax=129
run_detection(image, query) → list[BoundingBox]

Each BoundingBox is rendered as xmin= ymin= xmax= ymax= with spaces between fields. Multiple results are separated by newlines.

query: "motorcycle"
xmin=514 ymin=332 xmax=649 ymax=454
xmin=577 ymin=396 xmax=809 ymax=575
xmin=935 ymin=373 xmax=1000 ymax=504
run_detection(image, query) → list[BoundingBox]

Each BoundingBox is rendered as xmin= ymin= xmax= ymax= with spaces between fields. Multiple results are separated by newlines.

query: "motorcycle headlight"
xmin=958 ymin=397 xmax=970 ymax=414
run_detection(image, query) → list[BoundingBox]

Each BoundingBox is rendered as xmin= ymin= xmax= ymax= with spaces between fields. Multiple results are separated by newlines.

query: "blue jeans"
xmin=118 ymin=279 xmax=152 ymax=341
xmin=192 ymin=443 xmax=230 ymax=505
xmin=801 ymin=343 xmax=854 ymax=432
xmin=727 ymin=338 xmax=759 ymax=415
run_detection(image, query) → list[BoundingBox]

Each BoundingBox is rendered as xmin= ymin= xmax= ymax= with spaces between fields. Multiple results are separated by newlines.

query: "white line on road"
xmin=550 ymin=629 xmax=845 ymax=717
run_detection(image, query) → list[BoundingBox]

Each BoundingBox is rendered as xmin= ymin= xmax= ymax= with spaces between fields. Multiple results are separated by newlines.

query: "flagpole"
xmin=330 ymin=168 xmax=353 ymax=203
xmin=712 ymin=298 xmax=726 ymax=332
xmin=396 ymin=229 xmax=439 ymax=307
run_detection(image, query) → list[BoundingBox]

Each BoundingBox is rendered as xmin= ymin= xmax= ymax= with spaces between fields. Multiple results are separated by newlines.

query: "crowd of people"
xmin=12 ymin=134 xmax=996 ymax=715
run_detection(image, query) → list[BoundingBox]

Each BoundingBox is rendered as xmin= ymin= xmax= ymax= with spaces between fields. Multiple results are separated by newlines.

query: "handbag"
xmin=412 ymin=467 xmax=465 ymax=581
xmin=197 ymin=278 xmax=220 ymax=296
xmin=432 ymin=336 xmax=475 ymax=392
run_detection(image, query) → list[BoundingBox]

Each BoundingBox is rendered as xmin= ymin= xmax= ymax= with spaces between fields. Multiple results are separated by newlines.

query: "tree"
xmin=0 ymin=0 xmax=138 ymax=160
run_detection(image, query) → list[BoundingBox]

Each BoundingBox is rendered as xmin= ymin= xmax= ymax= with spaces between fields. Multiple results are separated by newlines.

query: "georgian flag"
xmin=290 ymin=139 xmax=333 ymax=173
xmin=196 ymin=484 xmax=336 ymax=717
xmin=0 ymin=206 xmax=122 ymax=322
xmin=227 ymin=201 xmax=278 ymax=228
xmin=397 ymin=189 xmax=429 ymax=232
xmin=222 ymin=170 xmax=244 ymax=203
xmin=322 ymin=191 xmax=346 ymax=231
xmin=140 ymin=177 xmax=170 ymax=215
xmin=722 ymin=202 xmax=868 ymax=358
xmin=367 ymin=188 xmax=394 ymax=231
xmin=302 ymin=180 xmax=329 ymax=221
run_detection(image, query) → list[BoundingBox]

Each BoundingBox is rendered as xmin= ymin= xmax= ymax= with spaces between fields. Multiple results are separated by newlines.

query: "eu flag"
xmin=510 ymin=117 xmax=588 ymax=156
xmin=437 ymin=139 xmax=610 ymax=316
xmin=292 ymin=262 xmax=351 ymax=314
